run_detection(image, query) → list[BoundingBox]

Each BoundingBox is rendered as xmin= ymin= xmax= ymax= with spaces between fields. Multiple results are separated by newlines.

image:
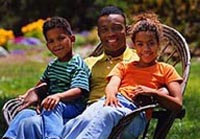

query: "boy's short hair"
xmin=43 ymin=16 xmax=72 ymax=39
xmin=98 ymin=6 xmax=126 ymax=24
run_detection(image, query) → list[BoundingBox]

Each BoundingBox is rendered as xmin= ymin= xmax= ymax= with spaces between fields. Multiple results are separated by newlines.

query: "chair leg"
xmin=153 ymin=111 xmax=177 ymax=139
xmin=141 ymin=120 xmax=150 ymax=139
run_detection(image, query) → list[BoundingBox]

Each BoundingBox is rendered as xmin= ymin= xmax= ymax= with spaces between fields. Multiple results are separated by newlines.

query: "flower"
xmin=21 ymin=19 xmax=45 ymax=40
xmin=0 ymin=28 xmax=15 ymax=46
xmin=21 ymin=19 xmax=44 ymax=33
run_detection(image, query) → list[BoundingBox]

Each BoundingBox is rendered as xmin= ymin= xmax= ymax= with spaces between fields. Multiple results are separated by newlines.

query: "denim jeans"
xmin=61 ymin=94 xmax=147 ymax=139
xmin=3 ymin=102 xmax=85 ymax=139
xmin=3 ymin=109 xmax=37 ymax=139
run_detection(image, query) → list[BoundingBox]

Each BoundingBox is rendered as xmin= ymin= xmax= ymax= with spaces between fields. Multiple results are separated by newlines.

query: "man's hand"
xmin=18 ymin=88 xmax=39 ymax=111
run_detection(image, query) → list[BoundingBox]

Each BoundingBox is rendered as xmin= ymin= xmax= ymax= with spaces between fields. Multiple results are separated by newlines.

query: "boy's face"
xmin=134 ymin=31 xmax=159 ymax=67
xmin=97 ymin=14 xmax=126 ymax=56
xmin=46 ymin=28 xmax=75 ymax=61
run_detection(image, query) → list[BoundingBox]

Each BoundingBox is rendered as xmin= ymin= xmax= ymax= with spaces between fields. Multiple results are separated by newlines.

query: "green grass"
xmin=0 ymin=56 xmax=200 ymax=138
xmin=153 ymin=60 xmax=200 ymax=139
xmin=0 ymin=59 xmax=46 ymax=136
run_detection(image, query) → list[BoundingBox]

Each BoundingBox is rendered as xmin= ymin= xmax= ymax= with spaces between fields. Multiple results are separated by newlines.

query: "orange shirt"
xmin=107 ymin=61 xmax=183 ymax=101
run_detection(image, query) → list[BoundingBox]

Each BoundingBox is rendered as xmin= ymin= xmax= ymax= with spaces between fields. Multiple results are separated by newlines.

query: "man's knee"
xmin=99 ymin=106 xmax=124 ymax=124
xmin=20 ymin=116 xmax=41 ymax=128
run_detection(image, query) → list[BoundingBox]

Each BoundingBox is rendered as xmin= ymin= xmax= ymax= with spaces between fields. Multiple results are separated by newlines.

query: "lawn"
xmin=0 ymin=50 xmax=200 ymax=138
xmin=156 ymin=59 xmax=200 ymax=138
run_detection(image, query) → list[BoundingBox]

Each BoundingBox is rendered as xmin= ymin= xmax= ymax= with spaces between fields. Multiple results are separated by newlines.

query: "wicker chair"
xmin=2 ymin=24 xmax=191 ymax=138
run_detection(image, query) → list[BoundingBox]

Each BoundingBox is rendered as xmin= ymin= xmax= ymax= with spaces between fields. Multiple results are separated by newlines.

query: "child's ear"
xmin=70 ymin=35 xmax=75 ymax=42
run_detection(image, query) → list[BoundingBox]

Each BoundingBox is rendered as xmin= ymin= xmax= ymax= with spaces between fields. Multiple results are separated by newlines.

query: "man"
xmin=60 ymin=6 xmax=143 ymax=139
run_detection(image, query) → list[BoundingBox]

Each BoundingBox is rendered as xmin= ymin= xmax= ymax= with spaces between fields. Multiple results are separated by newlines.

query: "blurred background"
xmin=0 ymin=0 xmax=200 ymax=138
xmin=0 ymin=0 xmax=200 ymax=57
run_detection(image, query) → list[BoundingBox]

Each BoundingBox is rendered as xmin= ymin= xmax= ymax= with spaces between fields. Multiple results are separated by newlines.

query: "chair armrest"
xmin=109 ymin=103 xmax=159 ymax=139
xmin=2 ymin=83 xmax=48 ymax=125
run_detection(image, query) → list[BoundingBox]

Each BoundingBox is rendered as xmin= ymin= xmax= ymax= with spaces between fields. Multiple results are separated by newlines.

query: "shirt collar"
xmin=99 ymin=47 xmax=133 ymax=62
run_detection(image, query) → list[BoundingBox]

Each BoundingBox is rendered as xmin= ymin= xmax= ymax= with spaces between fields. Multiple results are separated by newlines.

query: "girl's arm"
xmin=133 ymin=81 xmax=182 ymax=111
xmin=156 ymin=81 xmax=182 ymax=111
xmin=104 ymin=76 xmax=121 ymax=107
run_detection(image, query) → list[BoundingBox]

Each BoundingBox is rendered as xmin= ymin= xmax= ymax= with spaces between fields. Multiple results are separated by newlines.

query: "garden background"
xmin=0 ymin=0 xmax=200 ymax=138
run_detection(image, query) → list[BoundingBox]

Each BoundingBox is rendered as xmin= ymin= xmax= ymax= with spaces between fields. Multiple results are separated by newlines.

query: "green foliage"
xmin=1 ymin=0 xmax=199 ymax=57
xmin=23 ymin=30 xmax=45 ymax=42
xmin=85 ymin=27 xmax=99 ymax=45
xmin=74 ymin=34 xmax=87 ymax=47
xmin=74 ymin=28 xmax=99 ymax=48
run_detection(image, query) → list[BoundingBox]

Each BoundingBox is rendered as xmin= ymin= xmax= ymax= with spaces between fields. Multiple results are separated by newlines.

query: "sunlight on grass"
xmin=0 ymin=60 xmax=46 ymax=99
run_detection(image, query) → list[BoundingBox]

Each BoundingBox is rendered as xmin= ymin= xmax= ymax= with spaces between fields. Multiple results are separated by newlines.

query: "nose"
xmin=54 ymin=40 xmax=60 ymax=47
xmin=107 ymin=28 xmax=116 ymax=36
xmin=143 ymin=44 xmax=151 ymax=51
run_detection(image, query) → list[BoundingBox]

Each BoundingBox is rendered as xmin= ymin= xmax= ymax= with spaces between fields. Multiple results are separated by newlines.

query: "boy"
xmin=3 ymin=16 xmax=90 ymax=139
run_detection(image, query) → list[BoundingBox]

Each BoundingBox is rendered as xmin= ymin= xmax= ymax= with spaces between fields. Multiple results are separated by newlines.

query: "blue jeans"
xmin=61 ymin=94 xmax=147 ymax=139
xmin=3 ymin=102 xmax=85 ymax=139
xmin=3 ymin=109 xmax=37 ymax=139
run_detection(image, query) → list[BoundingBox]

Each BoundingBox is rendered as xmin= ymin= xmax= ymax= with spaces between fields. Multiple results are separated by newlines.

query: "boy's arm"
xmin=41 ymin=87 xmax=83 ymax=111
xmin=104 ymin=76 xmax=121 ymax=107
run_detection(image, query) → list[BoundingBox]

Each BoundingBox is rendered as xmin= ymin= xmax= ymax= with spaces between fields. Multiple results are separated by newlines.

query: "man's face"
xmin=97 ymin=14 xmax=126 ymax=55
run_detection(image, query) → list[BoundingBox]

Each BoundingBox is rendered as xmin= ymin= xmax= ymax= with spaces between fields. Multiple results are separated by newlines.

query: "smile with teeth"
xmin=107 ymin=39 xmax=117 ymax=43
xmin=54 ymin=46 xmax=63 ymax=52
xmin=142 ymin=53 xmax=152 ymax=57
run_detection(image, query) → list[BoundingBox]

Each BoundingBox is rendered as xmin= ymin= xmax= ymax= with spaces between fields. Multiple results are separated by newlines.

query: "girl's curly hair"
xmin=130 ymin=11 xmax=163 ymax=43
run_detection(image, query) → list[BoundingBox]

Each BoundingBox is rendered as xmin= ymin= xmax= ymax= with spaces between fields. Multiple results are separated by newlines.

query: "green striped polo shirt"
xmin=41 ymin=54 xmax=91 ymax=104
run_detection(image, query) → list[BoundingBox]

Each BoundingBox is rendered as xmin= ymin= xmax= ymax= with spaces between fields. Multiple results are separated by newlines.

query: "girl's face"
xmin=46 ymin=28 xmax=75 ymax=62
xmin=133 ymin=31 xmax=159 ymax=67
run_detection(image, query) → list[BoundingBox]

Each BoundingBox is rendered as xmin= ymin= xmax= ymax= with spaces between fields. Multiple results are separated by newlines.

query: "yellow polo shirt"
xmin=84 ymin=47 xmax=139 ymax=104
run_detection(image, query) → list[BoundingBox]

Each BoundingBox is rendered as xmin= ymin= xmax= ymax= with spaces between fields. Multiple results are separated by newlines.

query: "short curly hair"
xmin=131 ymin=12 xmax=162 ymax=43
xmin=98 ymin=5 xmax=126 ymax=25
xmin=43 ymin=16 xmax=72 ymax=40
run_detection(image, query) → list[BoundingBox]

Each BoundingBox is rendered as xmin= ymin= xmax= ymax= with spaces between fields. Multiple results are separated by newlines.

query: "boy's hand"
xmin=41 ymin=94 xmax=61 ymax=111
xmin=104 ymin=94 xmax=121 ymax=107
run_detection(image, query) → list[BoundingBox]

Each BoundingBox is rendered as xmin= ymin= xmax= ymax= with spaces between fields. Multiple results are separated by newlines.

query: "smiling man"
xmin=60 ymin=6 xmax=140 ymax=139
xmin=85 ymin=6 xmax=139 ymax=105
